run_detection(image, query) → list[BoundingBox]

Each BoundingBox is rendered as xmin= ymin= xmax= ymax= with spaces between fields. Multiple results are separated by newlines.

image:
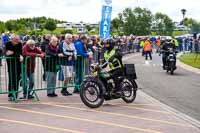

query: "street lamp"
xmin=181 ymin=9 xmax=187 ymax=20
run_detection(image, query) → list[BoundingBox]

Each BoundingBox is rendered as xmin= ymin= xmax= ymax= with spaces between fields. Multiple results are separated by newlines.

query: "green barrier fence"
xmin=0 ymin=55 xmax=85 ymax=102
xmin=0 ymin=56 xmax=24 ymax=102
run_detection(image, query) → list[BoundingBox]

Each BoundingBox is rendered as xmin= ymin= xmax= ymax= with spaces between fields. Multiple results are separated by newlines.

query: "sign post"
xmin=100 ymin=0 xmax=112 ymax=39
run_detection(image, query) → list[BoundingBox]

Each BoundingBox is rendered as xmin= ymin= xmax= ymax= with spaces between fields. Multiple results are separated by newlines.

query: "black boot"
xmin=61 ymin=88 xmax=72 ymax=96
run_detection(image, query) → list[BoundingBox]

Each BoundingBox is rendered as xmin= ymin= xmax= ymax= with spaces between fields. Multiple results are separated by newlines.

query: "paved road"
xmin=0 ymin=54 xmax=200 ymax=133
xmin=126 ymin=53 xmax=200 ymax=122
xmin=0 ymin=90 xmax=200 ymax=133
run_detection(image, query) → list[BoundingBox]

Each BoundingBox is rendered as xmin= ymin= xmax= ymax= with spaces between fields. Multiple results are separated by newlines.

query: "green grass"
xmin=179 ymin=53 xmax=200 ymax=69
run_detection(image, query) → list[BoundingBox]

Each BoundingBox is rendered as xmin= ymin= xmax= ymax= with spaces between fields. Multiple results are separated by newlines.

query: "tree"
xmin=5 ymin=21 xmax=15 ymax=31
xmin=44 ymin=20 xmax=57 ymax=31
xmin=191 ymin=21 xmax=200 ymax=33
xmin=111 ymin=18 xmax=123 ymax=34
xmin=154 ymin=12 xmax=174 ymax=35
xmin=85 ymin=25 xmax=92 ymax=32
xmin=61 ymin=29 xmax=73 ymax=34
xmin=181 ymin=9 xmax=187 ymax=20
xmin=0 ymin=21 xmax=5 ymax=33
xmin=117 ymin=7 xmax=152 ymax=35
xmin=183 ymin=18 xmax=193 ymax=26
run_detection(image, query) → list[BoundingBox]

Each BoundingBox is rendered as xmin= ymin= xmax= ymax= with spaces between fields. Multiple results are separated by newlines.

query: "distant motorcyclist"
xmin=160 ymin=37 xmax=177 ymax=70
xmin=102 ymin=39 xmax=124 ymax=92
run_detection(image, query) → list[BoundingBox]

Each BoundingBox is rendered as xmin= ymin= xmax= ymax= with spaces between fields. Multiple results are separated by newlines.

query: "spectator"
xmin=74 ymin=35 xmax=92 ymax=93
xmin=0 ymin=36 xmax=3 ymax=66
xmin=2 ymin=32 xmax=10 ymax=46
xmin=72 ymin=35 xmax=79 ymax=44
xmin=45 ymin=36 xmax=64 ymax=97
xmin=140 ymin=39 xmax=145 ymax=56
xmin=21 ymin=40 xmax=45 ymax=99
xmin=156 ymin=37 xmax=161 ymax=53
xmin=90 ymin=36 xmax=101 ymax=63
xmin=144 ymin=38 xmax=152 ymax=60
xmin=59 ymin=34 xmax=77 ymax=96
xmin=5 ymin=34 xmax=23 ymax=101
xmin=40 ymin=34 xmax=51 ymax=81
xmin=195 ymin=36 xmax=200 ymax=54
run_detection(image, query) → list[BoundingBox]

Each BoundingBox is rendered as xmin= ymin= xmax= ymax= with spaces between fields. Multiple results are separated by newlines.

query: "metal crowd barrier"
xmin=0 ymin=56 xmax=24 ymax=102
xmin=0 ymin=55 xmax=85 ymax=102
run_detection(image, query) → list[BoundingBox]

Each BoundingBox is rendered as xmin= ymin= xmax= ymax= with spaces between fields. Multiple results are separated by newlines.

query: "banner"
xmin=100 ymin=0 xmax=112 ymax=39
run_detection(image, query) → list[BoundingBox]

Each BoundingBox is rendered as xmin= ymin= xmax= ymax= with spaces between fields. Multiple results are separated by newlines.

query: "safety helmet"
xmin=105 ymin=38 xmax=115 ymax=50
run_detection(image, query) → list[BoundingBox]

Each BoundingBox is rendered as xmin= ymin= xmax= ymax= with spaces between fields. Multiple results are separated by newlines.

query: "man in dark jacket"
xmin=160 ymin=38 xmax=177 ymax=70
xmin=5 ymin=34 xmax=23 ymax=101
xmin=102 ymin=39 xmax=124 ymax=93
xmin=40 ymin=34 xmax=51 ymax=81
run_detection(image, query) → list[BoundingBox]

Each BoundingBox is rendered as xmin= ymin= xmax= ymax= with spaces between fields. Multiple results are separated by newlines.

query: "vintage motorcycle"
xmin=163 ymin=48 xmax=177 ymax=75
xmin=80 ymin=62 xmax=138 ymax=108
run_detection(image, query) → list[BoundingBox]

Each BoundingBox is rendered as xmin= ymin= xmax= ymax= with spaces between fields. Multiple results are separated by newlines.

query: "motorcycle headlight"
xmin=90 ymin=64 xmax=99 ymax=72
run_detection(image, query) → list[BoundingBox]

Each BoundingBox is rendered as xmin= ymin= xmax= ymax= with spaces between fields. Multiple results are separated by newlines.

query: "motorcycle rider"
xmin=102 ymin=39 xmax=124 ymax=93
xmin=161 ymin=37 xmax=177 ymax=70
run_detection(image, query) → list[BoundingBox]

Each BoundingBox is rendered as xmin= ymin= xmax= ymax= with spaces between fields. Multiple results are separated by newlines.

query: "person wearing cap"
xmin=22 ymin=39 xmax=45 ymax=99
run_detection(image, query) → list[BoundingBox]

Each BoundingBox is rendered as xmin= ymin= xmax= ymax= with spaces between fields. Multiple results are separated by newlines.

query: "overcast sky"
xmin=0 ymin=0 xmax=199 ymax=23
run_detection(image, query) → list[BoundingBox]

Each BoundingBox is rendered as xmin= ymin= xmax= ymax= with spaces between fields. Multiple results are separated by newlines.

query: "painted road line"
xmin=0 ymin=118 xmax=85 ymax=133
xmin=42 ymin=103 xmax=194 ymax=128
xmin=117 ymin=105 xmax=171 ymax=114
xmin=0 ymin=102 xmax=158 ymax=107
xmin=0 ymin=102 xmax=83 ymax=105
xmin=0 ymin=106 xmax=162 ymax=133
xmin=114 ymin=103 xmax=159 ymax=107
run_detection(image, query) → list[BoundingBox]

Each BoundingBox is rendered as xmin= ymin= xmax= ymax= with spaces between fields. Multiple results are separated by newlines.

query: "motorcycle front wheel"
xmin=80 ymin=81 xmax=104 ymax=108
xmin=169 ymin=61 xmax=175 ymax=75
xmin=121 ymin=78 xmax=137 ymax=103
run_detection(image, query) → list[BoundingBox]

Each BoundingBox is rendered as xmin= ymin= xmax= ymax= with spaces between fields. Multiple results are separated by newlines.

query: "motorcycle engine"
xmin=107 ymin=79 xmax=115 ymax=90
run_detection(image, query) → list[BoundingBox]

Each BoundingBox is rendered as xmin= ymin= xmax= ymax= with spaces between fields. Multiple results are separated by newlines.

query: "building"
xmin=56 ymin=22 xmax=99 ymax=33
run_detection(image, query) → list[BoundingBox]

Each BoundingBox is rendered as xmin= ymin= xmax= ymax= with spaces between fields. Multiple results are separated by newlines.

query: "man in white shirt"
xmin=59 ymin=34 xmax=77 ymax=96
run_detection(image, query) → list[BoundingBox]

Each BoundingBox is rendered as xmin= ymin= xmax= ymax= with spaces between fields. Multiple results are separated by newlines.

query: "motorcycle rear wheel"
xmin=121 ymin=79 xmax=137 ymax=103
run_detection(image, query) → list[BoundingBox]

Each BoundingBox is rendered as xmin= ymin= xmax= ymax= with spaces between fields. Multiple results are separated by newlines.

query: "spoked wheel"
xmin=121 ymin=78 xmax=137 ymax=103
xmin=80 ymin=81 xmax=104 ymax=108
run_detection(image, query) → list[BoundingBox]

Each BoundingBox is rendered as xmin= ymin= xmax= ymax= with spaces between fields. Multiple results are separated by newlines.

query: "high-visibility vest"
xmin=104 ymin=50 xmax=122 ymax=71
xmin=156 ymin=39 xmax=161 ymax=46
xmin=173 ymin=39 xmax=179 ymax=47
xmin=140 ymin=41 xmax=144 ymax=47
xmin=144 ymin=41 xmax=152 ymax=52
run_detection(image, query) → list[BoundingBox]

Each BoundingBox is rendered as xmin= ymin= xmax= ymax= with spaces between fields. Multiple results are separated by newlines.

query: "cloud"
xmin=0 ymin=0 xmax=199 ymax=22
